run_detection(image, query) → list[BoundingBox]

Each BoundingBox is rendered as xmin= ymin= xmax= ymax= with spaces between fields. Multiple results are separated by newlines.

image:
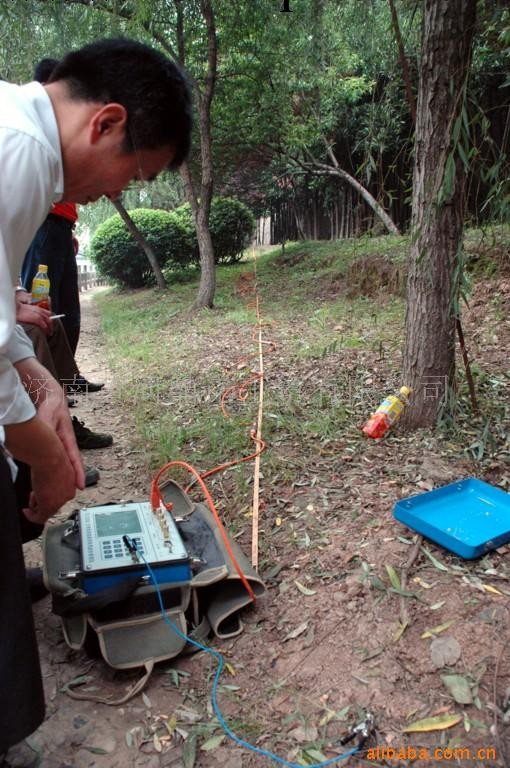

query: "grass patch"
xmin=95 ymin=228 xmax=510 ymax=490
xmin=94 ymin=236 xmax=409 ymax=494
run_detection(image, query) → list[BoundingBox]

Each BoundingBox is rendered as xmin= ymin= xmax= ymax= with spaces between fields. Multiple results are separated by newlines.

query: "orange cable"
xmin=198 ymin=431 xmax=266 ymax=484
xmin=220 ymin=372 xmax=262 ymax=418
xmin=150 ymin=258 xmax=271 ymax=594
xmin=150 ymin=461 xmax=257 ymax=603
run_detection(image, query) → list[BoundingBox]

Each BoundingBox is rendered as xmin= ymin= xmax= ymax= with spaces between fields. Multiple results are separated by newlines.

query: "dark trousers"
xmin=0 ymin=456 xmax=45 ymax=753
xmin=22 ymin=214 xmax=81 ymax=355
xmin=21 ymin=320 xmax=79 ymax=384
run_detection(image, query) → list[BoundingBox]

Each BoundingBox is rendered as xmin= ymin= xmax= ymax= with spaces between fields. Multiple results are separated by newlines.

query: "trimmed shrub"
xmin=173 ymin=197 xmax=256 ymax=265
xmin=90 ymin=208 xmax=193 ymax=288
xmin=171 ymin=202 xmax=199 ymax=264
xmin=210 ymin=197 xmax=256 ymax=264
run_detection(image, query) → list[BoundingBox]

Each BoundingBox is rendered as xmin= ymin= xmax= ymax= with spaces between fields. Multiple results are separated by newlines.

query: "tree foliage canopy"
xmin=0 ymin=0 xmax=507 ymax=231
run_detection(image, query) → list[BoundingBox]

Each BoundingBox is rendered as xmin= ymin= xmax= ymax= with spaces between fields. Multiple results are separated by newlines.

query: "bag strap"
xmin=62 ymin=660 xmax=154 ymax=705
xmin=181 ymin=616 xmax=211 ymax=655
xmin=53 ymin=576 xmax=142 ymax=617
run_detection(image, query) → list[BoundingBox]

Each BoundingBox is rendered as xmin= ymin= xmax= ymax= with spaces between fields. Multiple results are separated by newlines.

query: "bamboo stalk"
xmin=456 ymin=318 xmax=479 ymax=414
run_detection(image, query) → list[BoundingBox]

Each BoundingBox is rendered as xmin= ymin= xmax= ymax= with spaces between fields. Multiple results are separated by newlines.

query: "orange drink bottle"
xmin=31 ymin=264 xmax=50 ymax=307
xmin=362 ymin=386 xmax=411 ymax=439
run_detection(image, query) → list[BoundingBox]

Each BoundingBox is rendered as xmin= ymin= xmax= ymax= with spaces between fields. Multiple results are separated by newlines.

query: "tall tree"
xmin=173 ymin=0 xmax=218 ymax=308
xmin=402 ymin=0 xmax=477 ymax=427
xmin=80 ymin=0 xmax=219 ymax=308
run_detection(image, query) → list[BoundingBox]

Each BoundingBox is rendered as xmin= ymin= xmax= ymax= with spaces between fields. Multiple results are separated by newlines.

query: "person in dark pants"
xmin=22 ymin=203 xmax=81 ymax=355
xmin=15 ymin=288 xmax=113 ymax=455
xmin=0 ymin=456 xmax=45 ymax=758
xmin=0 ymin=38 xmax=192 ymax=759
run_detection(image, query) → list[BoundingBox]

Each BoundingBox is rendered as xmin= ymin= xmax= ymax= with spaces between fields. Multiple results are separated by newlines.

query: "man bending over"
xmin=0 ymin=38 xmax=192 ymax=756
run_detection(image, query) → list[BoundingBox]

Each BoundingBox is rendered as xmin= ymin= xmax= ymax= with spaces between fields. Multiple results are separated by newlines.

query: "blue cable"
xmin=127 ymin=539 xmax=360 ymax=768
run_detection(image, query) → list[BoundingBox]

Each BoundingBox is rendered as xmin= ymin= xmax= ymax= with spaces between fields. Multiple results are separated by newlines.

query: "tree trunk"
xmin=175 ymin=0 xmax=217 ymax=309
xmin=402 ymin=0 xmax=476 ymax=428
xmin=179 ymin=157 xmax=216 ymax=308
xmin=388 ymin=0 xmax=416 ymax=123
xmin=111 ymin=199 xmax=166 ymax=289
xmin=195 ymin=204 xmax=216 ymax=307
xmin=292 ymin=203 xmax=306 ymax=240
xmin=340 ymin=194 xmax=346 ymax=239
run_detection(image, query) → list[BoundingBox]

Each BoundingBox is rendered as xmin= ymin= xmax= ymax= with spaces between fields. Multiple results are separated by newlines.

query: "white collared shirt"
xmin=0 ymin=80 xmax=64 ymax=443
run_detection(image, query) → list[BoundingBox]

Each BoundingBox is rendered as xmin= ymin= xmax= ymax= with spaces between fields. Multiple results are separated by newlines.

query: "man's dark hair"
xmin=48 ymin=38 xmax=192 ymax=169
xmin=33 ymin=58 xmax=59 ymax=84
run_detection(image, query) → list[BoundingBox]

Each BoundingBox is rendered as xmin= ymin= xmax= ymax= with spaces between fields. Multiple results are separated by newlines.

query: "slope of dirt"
xmin=11 ymin=283 xmax=510 ymax=768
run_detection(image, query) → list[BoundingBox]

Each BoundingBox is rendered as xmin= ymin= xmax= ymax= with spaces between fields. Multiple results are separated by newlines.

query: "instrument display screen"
xmin=95 ymin=509 xmax=142 ymax=538
xmin=79 ymin=502 xmax=189 ymax=575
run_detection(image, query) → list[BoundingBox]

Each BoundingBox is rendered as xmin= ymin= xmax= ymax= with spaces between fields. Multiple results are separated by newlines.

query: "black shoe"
xmin=67 ymin=396 xmax=78 ymax=408
xmin=67 ymin=375 xmax=104 ymax=394
xmin=2 ymin=742 xmax=41 ymax=767
xmin=72 ymin=417 xmax=113 ymax=450
xmin=26 ymin=567 xmax=49 ymax=603
xmin=85 ymin=466 xmax=100 ymax=487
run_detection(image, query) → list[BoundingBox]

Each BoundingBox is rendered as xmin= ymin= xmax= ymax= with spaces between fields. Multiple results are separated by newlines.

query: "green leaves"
xmin=200 ymin=734 xmax=226 ymax=751
xmin=294 ymin=580 xmax=317 ymax=596
xmin=182 ymin=734 xmax=197 ymax=768
xmin=167 ymin=197 xmax=256 ymax=267
xmin=91 ymin=208 xmax=192 ymax=289
xmin=421 ymin=546 xmax=449 ymax=572
xmin=385 ymin=564 xmax=401 ymax=590
xmin=441 ymin=674 xmax=473 ymax=705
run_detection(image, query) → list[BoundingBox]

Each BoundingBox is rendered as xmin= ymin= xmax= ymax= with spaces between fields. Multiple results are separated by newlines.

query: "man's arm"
xmin=2 ymin=329 xmax=85 ymax=522
xmin=14 ymin=355 xmax=85 ymax=491
xmin=0 ymin=95 xmax=73 ymax=521
xmin=4 ymin=416 xmax=78 ymax=523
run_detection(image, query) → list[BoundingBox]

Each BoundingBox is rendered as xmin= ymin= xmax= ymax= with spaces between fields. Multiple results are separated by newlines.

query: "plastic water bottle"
xmin=31 ymin=264 xmax=50 ymax=308
xmin=362 ymin=386 xmax=411 ymax=439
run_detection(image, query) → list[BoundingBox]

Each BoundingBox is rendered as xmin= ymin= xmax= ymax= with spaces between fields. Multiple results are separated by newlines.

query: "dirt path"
xmin=22 ymin=290 xmax=196 ymax=768
xmin=65 ymin=287 xmax=149 ymax=508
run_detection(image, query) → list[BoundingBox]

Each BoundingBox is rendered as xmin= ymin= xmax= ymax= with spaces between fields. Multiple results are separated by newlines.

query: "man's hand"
xmin=26 ymin=455 xmax=77 ymax=525
xmin=4 ymin=416 xmax=80 ymax=524
xmin=14 ymin=357 xmax=85 ymax=491
xmin=15 ymin=290 xmax=53 ymax=334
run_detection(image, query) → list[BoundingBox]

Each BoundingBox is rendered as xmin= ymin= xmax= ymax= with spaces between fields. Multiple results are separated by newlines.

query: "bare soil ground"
xmin=14 ymin=281 xmax=510 ymax=768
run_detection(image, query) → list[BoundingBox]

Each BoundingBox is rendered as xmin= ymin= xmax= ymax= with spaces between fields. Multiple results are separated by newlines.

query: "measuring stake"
xmin=251 ymin=273 xmax=265 ymax=570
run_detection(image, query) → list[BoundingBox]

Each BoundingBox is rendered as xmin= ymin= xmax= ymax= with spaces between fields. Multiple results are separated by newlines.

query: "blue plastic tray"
xmin=393 ymin=478 xmax=510 ymax=559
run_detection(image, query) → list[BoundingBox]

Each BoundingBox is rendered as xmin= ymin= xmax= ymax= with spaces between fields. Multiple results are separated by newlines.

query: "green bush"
xmin=171 ymin=202 xmax=199 ymax=264
xmin=173 ymin=197 xmax=256 ymax=265
xmin=210 ymin=197 xmax=256 ymax=264
xmin=90 ymin=208 xmax=193 ymax=288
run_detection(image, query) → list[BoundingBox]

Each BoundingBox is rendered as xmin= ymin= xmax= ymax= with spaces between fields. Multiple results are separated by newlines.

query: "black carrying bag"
xmin=42 ymin=481 xmax=265 ymax=703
